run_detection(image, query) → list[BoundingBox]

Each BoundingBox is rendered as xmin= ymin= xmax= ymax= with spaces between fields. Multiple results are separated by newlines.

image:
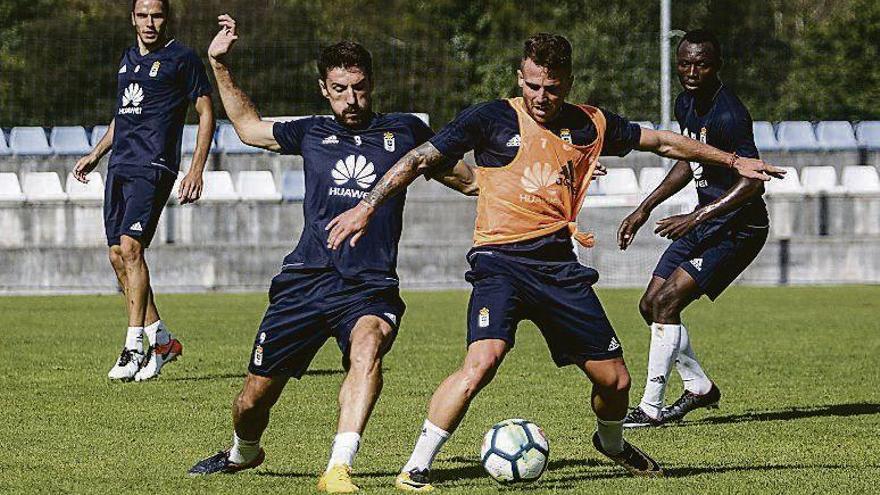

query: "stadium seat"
xmin=50 ymin=126 xmax=92 ymax=155
xmin=776 ymin=121 xmax=822 ymax=151
xmin=633 ymin=121 xmax=655 ymax=130
xmin=0 ymin=173 xmax=25 ymax=202
xmin=91 ymin=125 xmax=110 ymax=146
xmin=598 ymin=168 xmax=639 ymax=196
xmin=0 ymin=131 xmax=10 ymax=155
xmin=800 ymin=166 xmax=839 ymax=193
xmin=855 ymin=121 xmax=880 ymax=150
xmin=815 ymin=121 xmax=858 ymax=150
xmin=281 ymin=170 xmax=306 ymax=202
xmin=411 ymin=113 xmax=430 ymax=126
xmin=841 ymin=166 xmax=880 ymax=193
xmin=217 ymin=124 xmax=262 ymax=154
xmin=236 ymin=170 xmax=281 ymax=201
xmin=65 ymin=172 xmax=104 ymax=201
xmin=23 ymin=172 xmax=67 ymax=201
xmin=638 ymin=167 xmax=666 ymax=194
xmin=200 ymin=171 xmax=239 ymax=201
xmin=10 ymin=127 xmax=52 ymax=155
xmin=659 ymin=121 xmax=681 ymax=134
xmin=181 ymin=124 xmax=216 ymax=154
xmin=764 ymin=166 xmax=803 ymax=194
xmin=753 ymin=121 xmax=782 ymax=151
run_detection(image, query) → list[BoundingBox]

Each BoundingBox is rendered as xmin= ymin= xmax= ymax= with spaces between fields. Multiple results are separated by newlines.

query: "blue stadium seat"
xmin=815 ymin=121 xmax=858 ymax=151
xmin=10 ymin=127 xmax=52 ymax=155
xmin=181 ymin=124 xmax=216 ymax=154
xmin=0 ymin=131 xmax=10 ymax=155
xmin=776 ymin=121 xmax=821 ymax=151
xmin=217 ymin=124 xmax=262 ymax=154
xmin=855 ymin=121 xmax=880 ymax=150
xmin=281 ymin=170 xmax=305 ymax=202
xmin=753 ymin=121 xmax=782 ymax=151
xmin=91 ymin=125 xmax=110 ymax=146
xmin=50 ymin=126 xmax=92 ymax=155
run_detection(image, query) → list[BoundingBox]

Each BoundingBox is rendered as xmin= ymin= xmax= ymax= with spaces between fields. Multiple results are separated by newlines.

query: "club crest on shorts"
xmin=253 ymin=345 xmax=263 ymax=366
xmin=560 ymin=128 xmax=572 ymax=144
xmin=478 ymin=307 xmax=490 ymax=328
xmin=149 ymin=61 xmax=161 ymax=77
xmin=384 ymin=132 xmax=395 ymax=152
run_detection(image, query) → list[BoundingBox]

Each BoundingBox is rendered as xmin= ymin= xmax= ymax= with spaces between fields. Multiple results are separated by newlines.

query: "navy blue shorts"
xmin=104 ymin=166 xmax=175 ymax=248
xmin=465 ymin=251 xmax=623 ymax=367
xmin=653 ymin=222 xmax=768 ymax=300
xmin=248 ymin=268 xmax=406 ymax=378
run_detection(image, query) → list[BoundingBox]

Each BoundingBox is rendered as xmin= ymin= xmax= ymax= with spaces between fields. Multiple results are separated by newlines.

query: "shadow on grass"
xmin=668 ymin=402 xmax=880 ymax=427
xmin=166 ymin=369 xmax=343 ymax=382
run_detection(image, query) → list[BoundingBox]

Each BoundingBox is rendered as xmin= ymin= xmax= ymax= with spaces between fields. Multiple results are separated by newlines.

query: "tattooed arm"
xmin=326 ymin=142 xmax=448 ymax=249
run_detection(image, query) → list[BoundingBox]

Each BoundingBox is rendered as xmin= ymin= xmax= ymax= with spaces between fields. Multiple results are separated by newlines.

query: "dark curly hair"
xmin=522 ymin=33 xmax=572 ymax=73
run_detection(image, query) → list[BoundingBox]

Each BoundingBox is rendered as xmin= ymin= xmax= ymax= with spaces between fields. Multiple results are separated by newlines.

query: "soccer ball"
xmin=480 ymin=418 xmax=549 ymax=483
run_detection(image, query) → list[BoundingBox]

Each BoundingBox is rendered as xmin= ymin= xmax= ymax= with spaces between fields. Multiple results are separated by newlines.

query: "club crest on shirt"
xmin=149 ymin=61 xmax=161 ymax=77
xmin=560 ymin=128 xmax=572 ymax=144
xmin=384 ymin=132 xmax=395 ymax=152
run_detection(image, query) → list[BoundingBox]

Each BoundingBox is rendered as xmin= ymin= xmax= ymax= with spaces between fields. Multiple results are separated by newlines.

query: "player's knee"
xmin=108 ymin=246 xmax=124 ymax=269
xmin=119 ymin=237 xmax=144 ymax=265
xmin=651 ymin=286 xmax=682 ymax=320
xmin=638 ymin=294 xmax=654 ymax=325
xmin=234 ymin=389 xmax=270 ymax=416
xmin=594 ymin=365 xmax=630 ymax=395
xmin=462 ymin=352 xmax=502 ymax=391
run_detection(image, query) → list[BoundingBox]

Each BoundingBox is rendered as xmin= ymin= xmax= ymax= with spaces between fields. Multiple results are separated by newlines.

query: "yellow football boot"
xmin=317 ymin=464 xmax=359 ymax=493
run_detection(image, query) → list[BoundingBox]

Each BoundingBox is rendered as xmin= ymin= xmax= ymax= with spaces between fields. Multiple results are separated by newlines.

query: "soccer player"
xmin=326 ymin=33 xmax=784 ymax=490
xmin=618 ymin=30 xmax=769 ymax=427
xmin=73 ymin=0 xmax=214 ymax=382
xmin=187 ymin=15 xmax=474 ymax=493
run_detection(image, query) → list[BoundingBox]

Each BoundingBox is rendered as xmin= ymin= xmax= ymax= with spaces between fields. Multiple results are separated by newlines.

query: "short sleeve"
xmin=729 ymin=107 xmax=759 ymax=159
xmin=181 ymin=51 xmax=213 ymax=102
xmin=429 ymin=102 xmax=493 ymax=162
xmin=272 ymin=118 xmax=316 ymax=155
xmin=599 ymin=108 xmax=642 ymax=157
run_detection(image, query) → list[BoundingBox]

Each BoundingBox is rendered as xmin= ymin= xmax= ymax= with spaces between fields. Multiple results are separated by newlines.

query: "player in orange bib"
xmin=327 ymin=33 xmax=784 ymax=490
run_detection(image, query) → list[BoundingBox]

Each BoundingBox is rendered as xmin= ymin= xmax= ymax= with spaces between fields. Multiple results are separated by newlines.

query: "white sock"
xmin=125 ymin=327 xmax=144 ymax=353
xmin=327 ymin=432 xmax=361 ymax=470
xmin=144 ymin=320 xmax=170 ymax=346
xmin=229 ymin=432 xmax=260 ymax=464
xmin=596 ymin=418 xmax=624 ymax=454
xmin=638 ymin=323 xmax=682 ymax=418
xmin=402 ymin=420 xmax=450 ymax=473
xmin=676 ymin=324 xmax=712 ymax=395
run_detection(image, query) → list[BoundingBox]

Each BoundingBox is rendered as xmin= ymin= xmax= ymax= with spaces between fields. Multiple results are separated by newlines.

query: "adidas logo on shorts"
xmin=130 ymin=222 xmax=143 ymax=232
xmin=690 ymin=258 xmax=703 ymax=271
xmin=607 ymin=337 xmax=621 ymax=352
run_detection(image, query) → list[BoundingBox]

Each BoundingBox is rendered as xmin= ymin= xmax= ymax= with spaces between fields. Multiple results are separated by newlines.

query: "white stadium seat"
xmin=598 ymin=168 xmax=639 ymax=196
xmin=638 ymin=167 xmax=666 ymax=195
xmin=236 ymin=171 xmax=281 ymax=201
xmin=855 ymin=121 xmax=880 ymax=150
xmin=217 ymin=124 xmax=262 ymax=154
xmin=841 ymin=166 xmax=880 ymax=193
xmin=91 ymin=125 xmax=110 ymax=146
xmin=0 ymin=131 xmax=11 ymax=155
xmin=800 ymin=166 xmax=839 ymax=193
xmin=50 ymin=126 xmax=92 ymax=155
xmin=0 ymin=173 xmax=26 ymax=202
xmin=200 ymin=171 xmax=239 ymax=201
xmin=181 ymin=124 xmax=216 ymax=154
xmin=10 ymin=127 xmax=52 ymax=155
xmin=764 ymin=167 xmax=804 ymax=194
xmin=777 ymin=121 xmax=822 ymax=151
xmin=815 ymin=121 xmax=858 ymax=150
xmin=23 ymin=172 xmax=67 ymax=202
xmin=281 ymin=170 xmax=306 ymax=202
xmin=753 ymin=121 xmax=782 ymax=151
xmin=633 ymin=121 xmax=655 ymax=129
xmin=65 ymin=172 xmax=104 ymax=202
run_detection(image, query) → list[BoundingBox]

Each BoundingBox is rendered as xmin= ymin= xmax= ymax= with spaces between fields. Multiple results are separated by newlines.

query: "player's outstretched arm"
xmin=429 ymin=161 xmax=479 ymax=196
xmin=73 ymin=119 xmax=115 ymax=183
xmin=637 ymin=128 xmax=785 ymax=181
xmin=326 ymin=141 xmax=449 ymax=249
xmin=208 ymin=14 xmax=279 ymax=152
xmin=655 ymin=176 xmax=764 ymax=240
xmin=179 ymin=95 xmax=215 ymax=204
xmin=617 ymin=160 xmax=692 ymax=250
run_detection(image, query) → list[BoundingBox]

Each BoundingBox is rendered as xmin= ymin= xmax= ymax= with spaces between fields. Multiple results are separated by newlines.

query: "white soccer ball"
xmin=480 ymin=418 xmax=549 ymax=483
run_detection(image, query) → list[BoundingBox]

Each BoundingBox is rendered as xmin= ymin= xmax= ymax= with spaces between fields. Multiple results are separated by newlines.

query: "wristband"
xmin=728 ymin=152 xmax=740 ymax=169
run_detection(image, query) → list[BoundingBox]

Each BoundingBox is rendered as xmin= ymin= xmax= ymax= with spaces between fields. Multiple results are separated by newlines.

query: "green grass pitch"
xmin=1 ymin=286 xmax=878 ymax=493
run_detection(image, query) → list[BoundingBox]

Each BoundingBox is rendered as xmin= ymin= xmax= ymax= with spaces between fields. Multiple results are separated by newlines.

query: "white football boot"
xmin=108 ymin=348 xmax=144 ymax=381
xmin=134 ymin=336 xmax=183 ymax=382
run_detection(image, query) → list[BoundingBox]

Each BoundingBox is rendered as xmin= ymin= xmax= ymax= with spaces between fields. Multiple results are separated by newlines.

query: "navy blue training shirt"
xmin=675 ymin=85 xmax=769 ymax=230
xmin=111 ymin=39 xmax=213 ymax=174
xmin=274 ymin=113 xmax=434 ymax=282
xmin=430 ymin=99 xmax=642 ymax=259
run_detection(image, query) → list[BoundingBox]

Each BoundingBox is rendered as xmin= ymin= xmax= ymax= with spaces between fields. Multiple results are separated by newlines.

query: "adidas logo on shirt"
xmin=119 ymin=65 xmax=127 ymax=74
xmin=506 ymin=134 xmax=521 ymax=147
xmin=130 ymin=222 xmax=143 ymax=232
xmin=690 ymin=258 xmax=703 ymax=271
xmin=322 ymin=135 xmax=339 ymax=145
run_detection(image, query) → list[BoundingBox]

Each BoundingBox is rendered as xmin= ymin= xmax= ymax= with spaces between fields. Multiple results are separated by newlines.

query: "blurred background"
xmin=0 ymin=0 xmax=878 ymax=293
